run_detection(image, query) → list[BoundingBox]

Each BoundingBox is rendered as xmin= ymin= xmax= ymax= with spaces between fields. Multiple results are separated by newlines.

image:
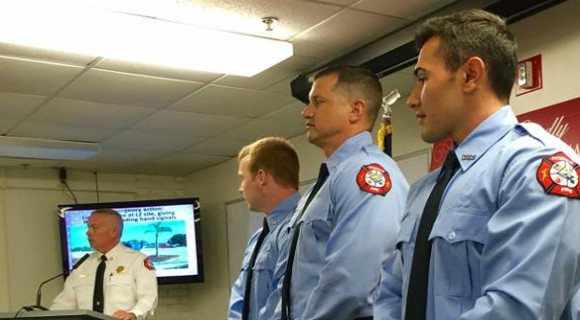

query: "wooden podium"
xmin=0 ymin=310 xmax=116 ymax=320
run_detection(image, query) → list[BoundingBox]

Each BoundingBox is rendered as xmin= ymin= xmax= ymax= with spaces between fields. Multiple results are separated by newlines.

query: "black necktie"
xmin=281 ymin=163 xmax=329 ymax=320
xmin=93 ymin=255 xmax=107 ymax=313
xmin=242 ymin=218 xmax=270 ymax=320
xmin=405 ymin=151 xmax=460 ymax=320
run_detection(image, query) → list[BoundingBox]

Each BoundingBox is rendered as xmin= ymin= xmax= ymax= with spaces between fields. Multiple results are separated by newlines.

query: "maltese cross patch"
xmin=356 ymin=163 xmax=391 ymax=196
xmin=536 ymin=152 xmax=580 ymax=199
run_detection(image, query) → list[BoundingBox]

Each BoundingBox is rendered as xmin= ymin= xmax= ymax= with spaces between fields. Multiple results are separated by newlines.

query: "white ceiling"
xmin=0 ymin=0 xmax=457 ymax=176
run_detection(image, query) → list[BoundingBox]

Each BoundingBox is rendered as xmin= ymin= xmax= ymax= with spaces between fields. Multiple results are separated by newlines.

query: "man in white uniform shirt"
xmin=51 ymin=208 xmax=158 ymax=320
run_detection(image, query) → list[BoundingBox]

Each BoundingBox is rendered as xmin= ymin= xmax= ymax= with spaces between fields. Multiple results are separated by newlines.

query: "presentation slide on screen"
xmin=63 ymin=204 xmax=199 ymax=277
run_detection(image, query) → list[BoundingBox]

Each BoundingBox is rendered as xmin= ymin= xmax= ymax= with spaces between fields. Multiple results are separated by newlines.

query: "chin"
xmin=421 ymin=130 xmax=441 ymax=144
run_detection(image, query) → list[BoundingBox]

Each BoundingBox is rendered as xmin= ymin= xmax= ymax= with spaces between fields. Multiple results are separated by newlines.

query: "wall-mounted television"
xmin=58 ymin=198 xmax=203 ymax=284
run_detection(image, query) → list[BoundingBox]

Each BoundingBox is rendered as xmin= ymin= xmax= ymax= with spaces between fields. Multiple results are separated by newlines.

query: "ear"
xmin=461 ymin=57 xmax=485 ymax=93
xmin=256 ymin=168 xmax=268 ymax=186
xmin=348 ymin=98 xmax=366 ymax=123
xmin=110 ymin=225 xmax=120 ymax=238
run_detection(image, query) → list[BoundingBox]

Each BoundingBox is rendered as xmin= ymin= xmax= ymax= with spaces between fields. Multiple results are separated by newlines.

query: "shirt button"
xmin=448 ymin=231 xmax=456 ymax=240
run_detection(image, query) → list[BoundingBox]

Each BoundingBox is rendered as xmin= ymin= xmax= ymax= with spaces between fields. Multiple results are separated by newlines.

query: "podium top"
xmin=0 ymin=310 xmax=117 ymax=320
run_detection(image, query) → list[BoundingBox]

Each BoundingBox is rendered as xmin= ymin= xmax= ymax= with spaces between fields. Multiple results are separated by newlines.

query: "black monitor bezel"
xmin=58 ymin=197 xmax=204 ymax=284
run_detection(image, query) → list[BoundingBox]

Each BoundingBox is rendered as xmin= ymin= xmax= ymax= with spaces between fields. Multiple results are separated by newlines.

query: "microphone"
xmin=31 ymin=253 xmax=91 ymax=310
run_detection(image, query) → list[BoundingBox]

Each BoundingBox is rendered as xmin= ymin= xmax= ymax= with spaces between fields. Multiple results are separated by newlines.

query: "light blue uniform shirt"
xmin=272 ymin=132 xmax=409 ymax=320
xmin=229 ymin=192 xmax=301 ymax=320
xmin=374 ymin=106 xmax=580 ymax=320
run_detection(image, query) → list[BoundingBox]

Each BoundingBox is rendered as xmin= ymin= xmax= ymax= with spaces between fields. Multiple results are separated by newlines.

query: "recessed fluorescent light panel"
xmin=0 ymin=136 xmax=100 ymax=160
xmin=0 ymin=0 xmax=293 ymax=76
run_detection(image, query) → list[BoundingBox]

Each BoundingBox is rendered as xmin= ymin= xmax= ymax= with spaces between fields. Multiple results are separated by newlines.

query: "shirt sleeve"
xmin=129 ymin=257 xmax=158 ymax=320
xmin=373 ymin=250 xmax=404 ymax=320
xmin=459 ymin=152 xmax=580 ymax=319
xmin=300 ymin=161 xmax=408 ymax=319
xmin=50 ymin=273 xmax=79 ymax=311
xmin=228 ymin=270 xmax=245 ymax=320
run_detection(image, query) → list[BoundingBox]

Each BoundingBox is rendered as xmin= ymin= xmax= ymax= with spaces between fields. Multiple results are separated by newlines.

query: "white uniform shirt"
xmin=51 ymin=243 xmax=158 ymax=319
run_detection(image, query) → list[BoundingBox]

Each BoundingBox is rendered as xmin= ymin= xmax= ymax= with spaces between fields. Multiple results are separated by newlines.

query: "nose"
xmin=302 ymin=103 xmax=313 ymax=118
xmin=407 ymin=84 xmax=421 ymax=109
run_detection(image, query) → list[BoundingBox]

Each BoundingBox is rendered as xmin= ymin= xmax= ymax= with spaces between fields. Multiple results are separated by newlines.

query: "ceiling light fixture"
xmin=0 ymin=136 xmax=100 ymax=160
xmin=0 ymin=0 xmax=293 ymax=77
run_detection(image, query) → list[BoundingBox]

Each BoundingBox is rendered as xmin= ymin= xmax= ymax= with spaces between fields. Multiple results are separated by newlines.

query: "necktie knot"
xmin=100 ymin=255 xmax=107 ymax=262
xmin=262 ymin=217 xmax=270 ymax=234
xmin=437 ymin=151 xmax=459 ymax=183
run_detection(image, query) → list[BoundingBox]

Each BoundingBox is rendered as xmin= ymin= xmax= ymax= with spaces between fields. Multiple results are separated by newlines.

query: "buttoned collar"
xmin=326 ymin=131 xmax=372 ymax=174
xmin=455 ymin=105 xmax=516 ymax=171
xmin=267 ymin=192 xmax=300 ymax=229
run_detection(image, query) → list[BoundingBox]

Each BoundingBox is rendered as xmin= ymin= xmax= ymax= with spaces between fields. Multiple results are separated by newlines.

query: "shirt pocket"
xmin=253 ymin=242 xmax=274 ymax=275
xmin=395 ymin=214 xmax=418 ymax=266
xmin=240 ymin=246 xmax=253 ymax=273
xmin=299 ymin=195 xmax=331 ymax=263
xmin=72 ymin=274 xmax=94 ymax=305
xmin=107 ymin=273 xmax=135 ymax=300
xmin=430 ymin=208 xmax=489 ymax=298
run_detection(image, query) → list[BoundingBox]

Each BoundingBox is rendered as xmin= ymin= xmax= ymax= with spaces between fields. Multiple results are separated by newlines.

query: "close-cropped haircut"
xmin=237 ymin=137 xmax=299 ymax=190
xmin=312 ymin=66 xmax=383 ymax=131
xmin=91 ymin=208 xmax=124 ymax=236
xmin=415 ymin=9 xmax=518 ymax=101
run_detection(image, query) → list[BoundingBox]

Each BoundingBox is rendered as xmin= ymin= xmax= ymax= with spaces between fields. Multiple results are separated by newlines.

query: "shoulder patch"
xmin=356 ymin=163 xmax=391 ymax=196
xmin=536 ymin=152 xmax=580 ymax=199
xmin=143 ymin=258 xmax=156 ymax=270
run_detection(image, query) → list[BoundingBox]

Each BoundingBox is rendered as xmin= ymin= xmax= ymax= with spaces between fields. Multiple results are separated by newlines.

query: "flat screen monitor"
xmin=58 ymin=198 xmax=203 ymax=284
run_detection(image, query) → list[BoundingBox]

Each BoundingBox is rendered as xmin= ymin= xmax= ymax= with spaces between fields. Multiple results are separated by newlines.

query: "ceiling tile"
xmin=0 ymin=56 xmax=84 ymax=96
xmin=0 ymin=92 xmax=47 ymax=113
xmin=101 ymin=130 xmax=201 ymax=153
xmin=27 ymin=98 xmax=156 ymax=129
xmin=139 ymin=153 xmax=229 ymax=176
xmin=184 ymin=138 xmax=247 ymax=157
xmin=171 ymin=85 xmax=295 ymax=118
xmin=354 ymin=0 xmax=457 ymax=20
xmin=262 ymin=100 xmax=306 ymax=127
xmin=59 ymin=149 xmax=162 ymax=173
xmin=0 ymin=92 xmax=47 ymax=133
xmin=94 ymin=59 xmax=224 ymax=83
xmin=152 ymin=0 xmax=342 ymax=40
xmin=215 ymin=55 xmax=320 ymax=90
xmin=0 ymin=43 xmax=97 ymax=66
xmin=220 ymin=117 xmax=305 ymax=142
xmin=131 ymin=110 xmax=248 ymax=138
xmin=292 ymin=9 xmax=407 ymax=59
xmin=59 ymin=69 xmax=203 ymax=108
xmin=0 ymin=0 xmax=459 ymax=176
xmin=263 ymin=76 xmax=295 ymax=96
xmin=10 ymin=122 xmax=116 ymax=142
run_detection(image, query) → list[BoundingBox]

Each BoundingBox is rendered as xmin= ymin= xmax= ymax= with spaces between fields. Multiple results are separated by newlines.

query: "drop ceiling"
xmin=0 ymin=0 xmax=458 ymax=176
